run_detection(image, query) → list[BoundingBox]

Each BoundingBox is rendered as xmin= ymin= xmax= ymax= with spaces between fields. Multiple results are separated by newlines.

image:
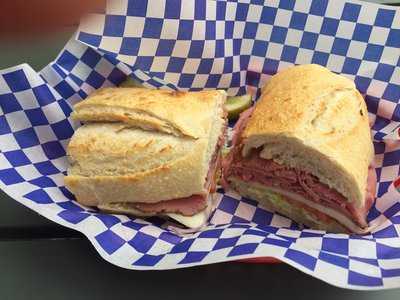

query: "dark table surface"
xmin=1 ymin=23 xmax=400 ymax=299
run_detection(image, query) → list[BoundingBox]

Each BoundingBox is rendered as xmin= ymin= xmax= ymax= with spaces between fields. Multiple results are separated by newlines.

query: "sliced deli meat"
xmin=134 ymin=194 xmax=207 ymax=216
xmin=224 ymin=143 xmax=376 ymax=230
xmin=222 ymin=65 xmax=376 ymax=233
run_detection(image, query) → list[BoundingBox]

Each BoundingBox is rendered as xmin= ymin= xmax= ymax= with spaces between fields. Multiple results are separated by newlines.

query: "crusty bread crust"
xmin=242 ymin=64 xmax=373 ymax=207
xmin=65 ymin=88 xmax=227 ymax=206
xmin=72 ymin=88 xmax=226 ymax=138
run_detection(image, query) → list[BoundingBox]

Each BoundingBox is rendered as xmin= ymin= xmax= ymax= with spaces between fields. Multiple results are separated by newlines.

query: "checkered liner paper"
xmin=1 ymin=0 xmax=400 ymax=290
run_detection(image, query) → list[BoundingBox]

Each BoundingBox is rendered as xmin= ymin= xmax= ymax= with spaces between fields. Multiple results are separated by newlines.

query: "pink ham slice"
xmin=222 ymin=107 xmax=377 ymax=230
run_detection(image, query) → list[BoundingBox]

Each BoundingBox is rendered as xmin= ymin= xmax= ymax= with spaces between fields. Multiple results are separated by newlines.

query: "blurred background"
xmin=0 ymin=1 xmax=105 ymax=69
xmin=0 ymin=0 xmax=399 ymax=70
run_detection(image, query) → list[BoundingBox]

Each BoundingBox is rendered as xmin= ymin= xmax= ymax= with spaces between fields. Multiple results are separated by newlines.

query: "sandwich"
xmin=65 ymin=88 xmax=227 ymax=228
xmin=222 ymin=64 xmax=376 ymax=233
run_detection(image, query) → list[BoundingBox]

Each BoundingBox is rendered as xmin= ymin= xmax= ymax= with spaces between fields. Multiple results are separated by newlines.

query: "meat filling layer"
xmin=222 ymin=107 xmax=376 ymax=230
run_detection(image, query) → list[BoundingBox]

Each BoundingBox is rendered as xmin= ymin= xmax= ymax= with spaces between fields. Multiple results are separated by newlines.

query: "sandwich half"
xmin=222 ymin=64 xmax=376 ymax=233
xmin=65 ymin=88 xmax=227 ymax=228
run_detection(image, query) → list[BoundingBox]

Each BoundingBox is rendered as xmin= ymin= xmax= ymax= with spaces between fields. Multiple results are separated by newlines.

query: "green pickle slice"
xmin=119 ymin=77 xmax=144 ymax=88
xmin=225 ymin=94 xmax=252 ymax=120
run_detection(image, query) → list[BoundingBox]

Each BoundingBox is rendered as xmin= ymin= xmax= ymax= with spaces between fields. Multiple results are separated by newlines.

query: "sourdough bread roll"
xmin=65 ymin=88 xmax=227 ymax=209
xmin=242 ymin=64 xmax=373 ymax=208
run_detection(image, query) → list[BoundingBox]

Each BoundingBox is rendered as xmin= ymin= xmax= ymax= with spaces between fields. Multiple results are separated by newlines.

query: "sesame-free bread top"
xmin=242 ymin=64 xmax=374 ymax=208
xmin=72 ymin=88 xmax=226 ymax=139
xmin=65 ymin=88 xmax=227 ymax=206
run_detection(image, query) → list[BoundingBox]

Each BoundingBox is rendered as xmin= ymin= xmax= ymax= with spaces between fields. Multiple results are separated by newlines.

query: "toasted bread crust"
xmin=242 ymin=64 xmax=373 ymax=207
xmin=72 ymin=88 xmax=226 ymax=138
xmin=65 ymin=88 xmax=227 ymax=206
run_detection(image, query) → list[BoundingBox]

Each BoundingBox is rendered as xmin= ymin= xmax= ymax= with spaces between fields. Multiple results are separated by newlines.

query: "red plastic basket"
xmin=239 ymin=257 xmax=281 ymax=263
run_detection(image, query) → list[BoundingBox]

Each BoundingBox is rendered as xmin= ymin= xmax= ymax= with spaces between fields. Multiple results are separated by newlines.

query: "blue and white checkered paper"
xmin=1 ymin=0 xmax=400 ymax=290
